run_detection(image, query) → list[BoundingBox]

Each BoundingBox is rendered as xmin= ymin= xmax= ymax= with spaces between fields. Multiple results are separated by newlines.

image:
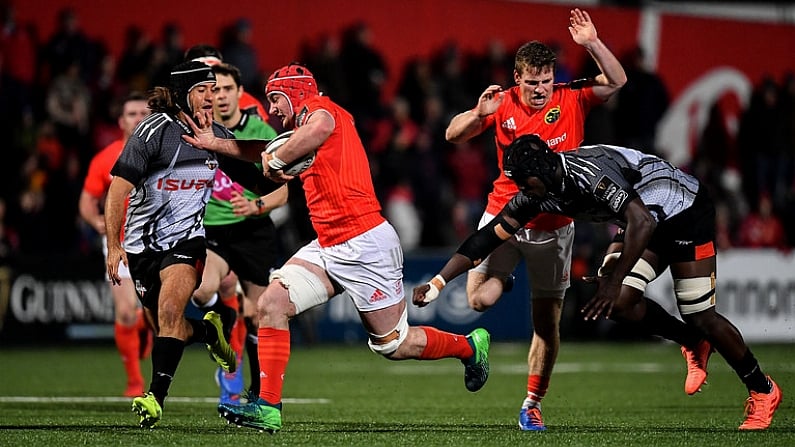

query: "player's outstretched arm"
xmin=414 ymin=206 xmax=524 ymax=306
xmin=568 ymin=8 xmax=626 ymax=100
xmin=183 ymin=110 xmax=266 ymax=162
xmin=445 ymin=85 xmax=503 ymax=143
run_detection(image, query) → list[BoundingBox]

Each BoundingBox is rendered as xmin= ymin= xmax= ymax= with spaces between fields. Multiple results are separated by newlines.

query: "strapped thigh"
xmin=675 ymin=275 xmax=716 ymax=315
xmin=269 ymin=264 xmax=330 ymax=314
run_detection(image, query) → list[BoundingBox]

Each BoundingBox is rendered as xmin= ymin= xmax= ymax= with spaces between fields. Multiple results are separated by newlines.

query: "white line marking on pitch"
xmin=0 ymin=396 xmax=330 ymax=404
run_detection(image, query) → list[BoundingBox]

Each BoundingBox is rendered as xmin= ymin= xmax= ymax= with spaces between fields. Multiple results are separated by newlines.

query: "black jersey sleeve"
xmin=110 ymin=133 xmax=148 ymax=186
xmin=456 ymin=193 xmax=539 ymax=262
xmin=211 ymin=122 xmax=280 ymax=195
xmin=591 ymin=173 xmax=638 ymax=216
xmin=217 ymin=155 xmax=281 ymax=195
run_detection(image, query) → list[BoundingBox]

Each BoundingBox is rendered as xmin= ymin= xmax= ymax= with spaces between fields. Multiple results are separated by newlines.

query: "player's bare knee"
xmin=368 ymin=307 xmax=409 ymax=358
xmin=468 ymin=295 xmax=491 ymax=312
xmin=468 ymin=289 xmax=498 ymax=312
xmin=115 ymin=304 xmax=139 ymax=326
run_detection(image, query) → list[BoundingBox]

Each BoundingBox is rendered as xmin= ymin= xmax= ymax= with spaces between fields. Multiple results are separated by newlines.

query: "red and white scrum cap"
xmin=265 ymin=64 xmax=318 ymax=114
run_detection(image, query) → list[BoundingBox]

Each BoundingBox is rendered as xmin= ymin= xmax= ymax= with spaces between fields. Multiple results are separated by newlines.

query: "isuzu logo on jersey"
xmin=156 ymin=178 xmax=214 ymax=191
xmin=544 ymin=106 xmax=561 ymax=124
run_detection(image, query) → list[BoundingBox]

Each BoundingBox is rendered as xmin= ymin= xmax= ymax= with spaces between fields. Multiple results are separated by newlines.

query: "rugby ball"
xmin=265 ymin=130 xmax=316 ymax=176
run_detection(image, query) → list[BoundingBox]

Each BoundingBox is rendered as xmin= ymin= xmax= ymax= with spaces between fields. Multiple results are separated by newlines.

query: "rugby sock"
xmin=245 ymin=317 xmax=260 ymax=395
xmin=221 ymin=294 xmax=244 ymax=356
xmin=523 ymin=374 xmax=550 ymax=408
xmin=114 ymin=321 xmax=144 ymax=387
xmin=258 ymin=327 xmax=290 ymax=405
xmin=149 ymin=336 xmax=185 ymax=406
xmin=221 ymin=293 xmax=239 ymax=310
xmin=418 ymin=326 xmax=474 ymax=360
xmin=134 ymin=308 xmax=148 ymax=330
xmin=229 ymin=317 xmax=246 ymax=358
xmin=727 ymin=349 xmax=772 ymax=393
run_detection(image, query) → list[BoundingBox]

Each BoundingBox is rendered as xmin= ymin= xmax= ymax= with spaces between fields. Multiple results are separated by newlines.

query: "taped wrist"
xmin=426 ymin=274 xmax=446 ymax=301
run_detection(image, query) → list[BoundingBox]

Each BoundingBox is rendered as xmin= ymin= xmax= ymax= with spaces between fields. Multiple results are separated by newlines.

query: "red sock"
xmin=221 ymin=295 xmax=244 ymax=357
xmin=134 ymin=308 xmax=148 ymax=330
xmin=221 ymin=294 xmax=239 ymax=313
xmin=230 ymin=317 xmax=246 ymax=359
xmin=114 ymin=322 xmax=143 ymax=386
xmin=527 ymin=374 xmax=550 ymax=401
xmin=258 ymin=327 xmax=290 ymax=404
xmin=418 ymin=326 xmax=474 ymax=360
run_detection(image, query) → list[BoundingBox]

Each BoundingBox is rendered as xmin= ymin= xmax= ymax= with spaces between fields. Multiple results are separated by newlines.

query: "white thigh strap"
xmin=269 ymin=264 xmax=330 ymax=314
xmin=675 ymin=276 xmax=716 ymax=315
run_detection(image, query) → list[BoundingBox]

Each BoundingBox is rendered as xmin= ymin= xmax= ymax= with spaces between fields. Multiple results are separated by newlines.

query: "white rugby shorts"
xmin=293 ymin=221 xmax=405 ymax=312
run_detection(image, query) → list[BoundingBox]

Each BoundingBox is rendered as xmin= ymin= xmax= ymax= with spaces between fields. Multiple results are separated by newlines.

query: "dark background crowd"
xmin=1 ymin=5 xmax=794 ymax=274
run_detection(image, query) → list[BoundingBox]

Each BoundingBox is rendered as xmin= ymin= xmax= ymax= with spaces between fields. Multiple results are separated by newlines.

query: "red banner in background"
xmin=15 ymin=1 xmax=793 ymax=170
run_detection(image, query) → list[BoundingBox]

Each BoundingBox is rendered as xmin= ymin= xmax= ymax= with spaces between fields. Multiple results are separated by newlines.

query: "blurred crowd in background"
xmin=1 ymin=6 xmax=794 ymax=274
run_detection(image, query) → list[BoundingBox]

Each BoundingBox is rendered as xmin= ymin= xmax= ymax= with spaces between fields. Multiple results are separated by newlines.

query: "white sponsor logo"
xmin=609 ymin=190 xmax=628 ymax=212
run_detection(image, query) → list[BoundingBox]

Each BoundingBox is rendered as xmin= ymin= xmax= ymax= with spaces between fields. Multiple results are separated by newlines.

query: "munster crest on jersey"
xmin=544 ymin=106 xmax=561 ymax=124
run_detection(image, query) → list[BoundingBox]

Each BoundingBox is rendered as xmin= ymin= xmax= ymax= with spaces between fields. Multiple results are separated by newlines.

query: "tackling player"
xmin=415 ymin=134 xmax=782 ymax=431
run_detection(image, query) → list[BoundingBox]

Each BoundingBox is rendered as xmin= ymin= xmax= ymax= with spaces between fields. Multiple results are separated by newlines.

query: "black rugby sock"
xmin=727 ymin=349 xmax=772 ymax=393
xmin=149 ymin=336 xmax=185 ymax=406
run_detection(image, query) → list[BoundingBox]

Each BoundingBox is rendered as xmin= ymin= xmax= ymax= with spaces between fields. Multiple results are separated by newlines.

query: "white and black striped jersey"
xmin=111 ymin=113 xmax=234 ymax=254
xmin=506 ymin=144 xmax=701 ymax=227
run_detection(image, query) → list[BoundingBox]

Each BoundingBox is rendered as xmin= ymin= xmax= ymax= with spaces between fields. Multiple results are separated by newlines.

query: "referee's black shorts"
xmin=205 ymin=217 xmax=278 ymax=286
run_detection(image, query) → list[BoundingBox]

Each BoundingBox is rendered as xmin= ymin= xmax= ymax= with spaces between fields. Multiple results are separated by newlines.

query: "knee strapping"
xmin=269 ymin=265 xmax=329 ymax=314
xmin=598 ymin=253 xmax=657 ymax=293
xmin=675 ymin=276 xmax=716 ymax=315
xmin=367 ymin=306 xmax=409 ymax=356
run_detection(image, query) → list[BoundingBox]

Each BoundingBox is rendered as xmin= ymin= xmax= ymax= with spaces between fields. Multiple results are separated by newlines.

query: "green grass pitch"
xmin=1 ymin=341 xmax=793 ymax=446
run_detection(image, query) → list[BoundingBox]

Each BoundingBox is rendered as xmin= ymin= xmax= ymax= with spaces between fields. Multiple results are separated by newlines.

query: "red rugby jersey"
xmin=481 ymin=83 xmax=601 ymax=231
xmin=83 ymin=139 xmax=128 ymax=239
xmin=298 ymin=96 xmax=385 ymax=247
